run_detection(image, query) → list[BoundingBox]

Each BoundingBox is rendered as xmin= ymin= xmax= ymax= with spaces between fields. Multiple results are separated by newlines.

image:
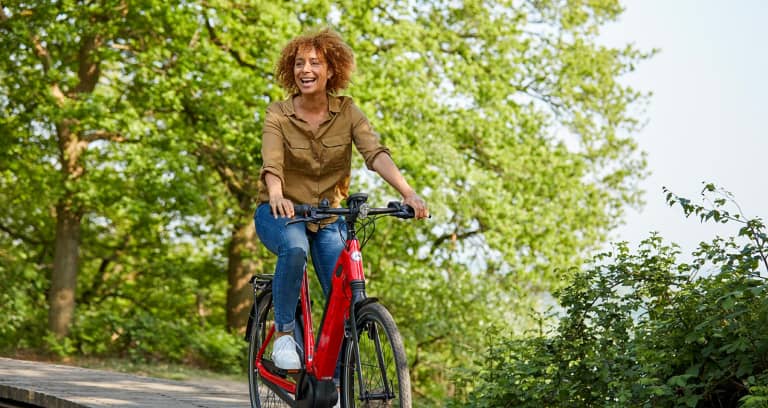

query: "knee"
xmin=281 ymin=246 xmax=307 ymax=269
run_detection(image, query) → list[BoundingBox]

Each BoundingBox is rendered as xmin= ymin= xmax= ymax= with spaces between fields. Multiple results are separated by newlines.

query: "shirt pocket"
xmin=321 ymin=132 xmax=352 ymax=170
xmin=283 ymin=133 xmax=313 ymax=170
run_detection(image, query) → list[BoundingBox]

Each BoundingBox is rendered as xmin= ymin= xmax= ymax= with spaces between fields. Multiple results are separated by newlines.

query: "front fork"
xmin=347 ymin=284 xmax=393 ymax=402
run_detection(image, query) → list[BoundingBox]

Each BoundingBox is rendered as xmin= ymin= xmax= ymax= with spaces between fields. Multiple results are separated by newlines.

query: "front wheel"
xmin=341 ymin=302 xmax=412 ymax=407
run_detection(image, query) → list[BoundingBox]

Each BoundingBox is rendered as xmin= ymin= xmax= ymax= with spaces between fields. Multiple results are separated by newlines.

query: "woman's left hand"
xmin=403 ymin=193 xmax=429 ymax=220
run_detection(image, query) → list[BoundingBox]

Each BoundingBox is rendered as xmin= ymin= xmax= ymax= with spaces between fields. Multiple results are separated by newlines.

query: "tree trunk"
xmin=48 ymin=120 xmax=86 ymax=338
xmin=49 ymin=200 xmax=81 ymax=338
xmin=226 ymin=219 xmax=260 ymax=332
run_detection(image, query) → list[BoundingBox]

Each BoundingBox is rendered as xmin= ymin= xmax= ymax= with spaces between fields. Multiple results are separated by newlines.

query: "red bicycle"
xmin=246 ymin=193 xmax=414 ymax=407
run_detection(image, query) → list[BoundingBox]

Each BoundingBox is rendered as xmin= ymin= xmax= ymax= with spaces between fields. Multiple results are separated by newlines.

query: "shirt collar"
xmin=281 ymin=94 xmax=341 ymax=116
xmin=328 ymin=95 xmax=342 ymax=113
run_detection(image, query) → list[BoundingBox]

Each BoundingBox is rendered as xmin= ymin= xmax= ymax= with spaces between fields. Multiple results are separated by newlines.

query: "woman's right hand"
xmin=269 ymin=195 xmax=295 ymax=219
xmin=264 ymin=172 xmax=294 ymax=218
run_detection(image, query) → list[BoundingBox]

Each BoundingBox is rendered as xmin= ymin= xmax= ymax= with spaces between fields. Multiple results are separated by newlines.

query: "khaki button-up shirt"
xmin=258 ymin=95 xmax=391 ymax=217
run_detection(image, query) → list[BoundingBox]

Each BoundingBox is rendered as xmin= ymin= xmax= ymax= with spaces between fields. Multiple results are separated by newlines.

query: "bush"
xmin=189 ymin=327 xmax=246 ymax=374
xmin=456 ymin=184 xmax=768 ymax=407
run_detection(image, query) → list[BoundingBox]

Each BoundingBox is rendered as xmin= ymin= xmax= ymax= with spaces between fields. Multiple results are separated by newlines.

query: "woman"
xmin=255 ymin=28 xmax=429 ymax=370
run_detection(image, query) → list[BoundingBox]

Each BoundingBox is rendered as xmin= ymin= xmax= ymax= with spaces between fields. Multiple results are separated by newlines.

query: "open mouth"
xmin=300 ymin=78 xmax=316 ymax=85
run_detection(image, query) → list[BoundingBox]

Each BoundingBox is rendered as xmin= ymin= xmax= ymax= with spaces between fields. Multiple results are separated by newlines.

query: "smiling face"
xmin=293 ymin=46 xmax=333 ymax=96
xmin=275 ymin=29 xmax=354 ymax=95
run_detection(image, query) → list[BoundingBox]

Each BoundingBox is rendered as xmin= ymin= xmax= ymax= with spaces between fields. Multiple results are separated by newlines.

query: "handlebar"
xmin=287 ymin=193 xmax=416 ymax=225
xmin=289 ymin=202 xmax=414 ymax=225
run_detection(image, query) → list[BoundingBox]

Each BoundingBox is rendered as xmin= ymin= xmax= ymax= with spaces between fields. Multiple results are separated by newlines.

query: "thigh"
xmin=255 ymin=203 xmax=309 ymax=255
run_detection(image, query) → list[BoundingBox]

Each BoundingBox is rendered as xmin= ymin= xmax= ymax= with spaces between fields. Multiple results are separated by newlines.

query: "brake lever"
xmin=286 ymin=217 xmax=311 ymax=225
xmin=285 ymin=214 xmax=333 ymax=226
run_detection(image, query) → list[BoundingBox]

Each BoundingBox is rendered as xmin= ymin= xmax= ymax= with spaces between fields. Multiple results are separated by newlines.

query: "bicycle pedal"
xmin=262 ymin=359 xmax=303 ymax=378
xmin=287 ymin=369 xmax=303 ymax=381
xmin=262 ymin=359 xmax=289 ymax=378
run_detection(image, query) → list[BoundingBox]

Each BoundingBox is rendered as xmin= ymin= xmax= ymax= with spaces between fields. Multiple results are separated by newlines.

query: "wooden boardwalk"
xmin=0 ymin=357 xmax=249 ymax=407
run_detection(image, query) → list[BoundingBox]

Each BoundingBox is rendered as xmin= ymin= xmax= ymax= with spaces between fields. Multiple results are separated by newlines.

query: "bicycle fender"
xmin=243 ymin=303 xmax=257 ymax=342
xmin=244 ymin=275 xmax=274 ymax=342
xmin=353 ymin=297 xmax=379 ymax=316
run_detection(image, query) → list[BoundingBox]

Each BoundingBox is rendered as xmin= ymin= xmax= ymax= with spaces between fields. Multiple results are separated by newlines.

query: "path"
xmin=0 ymin=357 xmax=249 ymax=407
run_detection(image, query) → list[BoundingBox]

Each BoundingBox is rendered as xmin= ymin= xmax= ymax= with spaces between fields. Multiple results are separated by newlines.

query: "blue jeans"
xmin=254 ymin=203 xmax=347 ymax=332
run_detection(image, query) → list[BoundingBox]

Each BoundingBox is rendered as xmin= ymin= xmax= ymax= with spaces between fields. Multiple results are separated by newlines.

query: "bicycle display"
xmin=246 ymin=193 xmax=415 ymax=407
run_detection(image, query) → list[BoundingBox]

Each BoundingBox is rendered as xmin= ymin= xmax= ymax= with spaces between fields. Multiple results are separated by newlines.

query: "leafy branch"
xmin=664 ymin=182 xmax=768 ymax=275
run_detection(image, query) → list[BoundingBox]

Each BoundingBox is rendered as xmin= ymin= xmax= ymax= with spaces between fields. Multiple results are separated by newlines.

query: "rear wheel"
xmin=341 ymin=302 xmax=411 ymax=407
xmin=248 ymin=293 xmax=293 ymax=408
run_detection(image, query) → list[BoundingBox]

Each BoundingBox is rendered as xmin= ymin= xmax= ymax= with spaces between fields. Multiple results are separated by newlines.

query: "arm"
xmin=371 ymin=153 xmax=429 ymax=219
xmin=347 ymin=100 xmax=428 ymax=219
xmin=261 ymin=107 xmax=294 ymax=218
xmin=264 ymin=172 xmax=294 ymax=218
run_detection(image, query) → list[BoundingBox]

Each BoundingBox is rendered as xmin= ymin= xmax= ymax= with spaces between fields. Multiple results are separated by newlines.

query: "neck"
xmin=295 ymin=93 xmax=328 ymax=113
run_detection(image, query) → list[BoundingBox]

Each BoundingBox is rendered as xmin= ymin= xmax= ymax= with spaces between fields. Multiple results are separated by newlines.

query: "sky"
xmin=600 ymin=0 xmax=768 ymax=257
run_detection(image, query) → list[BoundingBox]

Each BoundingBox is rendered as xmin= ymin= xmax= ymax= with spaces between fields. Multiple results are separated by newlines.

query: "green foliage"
xmin=0 ymin=0 xmax=267 ymax=370
xmin=741 ymin=375 xmax=768 ymax=408
xmin=0 ymin=255 xmax=48 ymax=349
xmin=1 ymin=0 xmax=649 ymax=402
xmin=457 ymin=184 xmax=768 ymax=407
xmin=189 ymin=327 xmax=247 ymax=374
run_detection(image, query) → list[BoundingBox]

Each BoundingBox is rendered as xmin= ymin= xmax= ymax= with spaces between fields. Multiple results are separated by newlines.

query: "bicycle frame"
xmin=254 ymin=229 xmax=367 ymax=397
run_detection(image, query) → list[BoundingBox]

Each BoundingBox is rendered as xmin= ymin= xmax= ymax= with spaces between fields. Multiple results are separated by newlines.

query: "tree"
xmin=324 ymin=0 xmax=650 ymax=400
xmin=0 ymin=0 xmax=277 ymax=337
xmin=0 ymin=1 xmax=153 ymax=337
xmin=177 ymin=0 xmax=298 ymax=331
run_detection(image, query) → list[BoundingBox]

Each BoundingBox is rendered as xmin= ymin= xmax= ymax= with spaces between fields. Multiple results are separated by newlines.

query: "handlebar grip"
xmin=294 ymin=204 xmax=312 ymax=217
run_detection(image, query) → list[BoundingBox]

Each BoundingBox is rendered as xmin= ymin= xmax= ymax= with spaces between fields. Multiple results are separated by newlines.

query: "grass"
xmin=72 ymin=357 xmax=244 ymax=383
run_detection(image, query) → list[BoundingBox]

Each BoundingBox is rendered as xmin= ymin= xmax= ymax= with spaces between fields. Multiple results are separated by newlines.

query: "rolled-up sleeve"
xmin=260 ymin=107 xmax=285 ymax=185
xmin=349 ymin=104 xmax=391 ymax=170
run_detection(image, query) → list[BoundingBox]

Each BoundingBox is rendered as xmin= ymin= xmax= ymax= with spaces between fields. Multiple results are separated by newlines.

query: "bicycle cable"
xmin=358 ymin=215 xmax=384 ymax=250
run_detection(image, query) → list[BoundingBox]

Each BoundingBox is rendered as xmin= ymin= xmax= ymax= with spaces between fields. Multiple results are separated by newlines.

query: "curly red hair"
xmin=275 ymin=28 xmax=355 ymax=95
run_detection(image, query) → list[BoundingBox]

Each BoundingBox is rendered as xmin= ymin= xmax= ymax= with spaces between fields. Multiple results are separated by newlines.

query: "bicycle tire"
xmin=248 ymin=292 xmax=293 ymax=408
xmin=341 ymin=302 xmax=412 ymax=407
